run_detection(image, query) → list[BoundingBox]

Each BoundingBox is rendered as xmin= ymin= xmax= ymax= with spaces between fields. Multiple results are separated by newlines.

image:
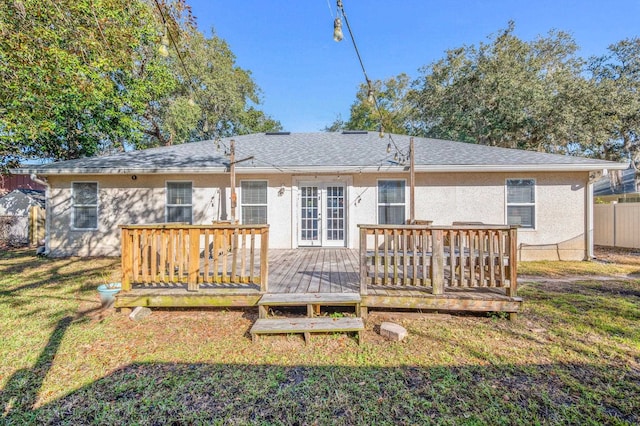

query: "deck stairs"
xmin=250 ymin=293 xmax=364 ymax=344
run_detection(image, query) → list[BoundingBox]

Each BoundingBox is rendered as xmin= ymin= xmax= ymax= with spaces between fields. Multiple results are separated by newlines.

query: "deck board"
xmin=267 ymin=249 xmax=361 ymax=294
xmin=120 ymin=248 xmax=521 ymax=314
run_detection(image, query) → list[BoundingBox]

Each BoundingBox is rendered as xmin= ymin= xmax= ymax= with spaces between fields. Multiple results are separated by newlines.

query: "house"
xmin=593 ymin=167 xmax=640 ymax=203
xmin=0 ymin=173 xmax=46 ymax=196
xmin=15 ymin=131 xmax=626 ymax=261
xmin=0 ymin=188 xmax=45 ymax=245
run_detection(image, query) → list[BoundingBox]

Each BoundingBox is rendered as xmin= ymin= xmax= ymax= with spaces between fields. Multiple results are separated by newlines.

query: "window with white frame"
xmin=72 ymin=182 xmax=98 ymax=229
xmin=241 ymin=181 xmax=267 ymax=224
xmin=378 ymin=180 xmax=405 ymax=224
xmin=506 ymin=179 xmax=535 ymax=229
xmin=166 ymin=182 xmax=192 ymax=223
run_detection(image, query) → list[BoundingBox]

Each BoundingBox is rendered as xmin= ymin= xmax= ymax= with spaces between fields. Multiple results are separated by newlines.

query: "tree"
xmin=0 ymin=0 xmax=281 ymax=171
xmin=325 ymin=73 xmax=415 ymax=135
xmin=0 ymin=0 xmax=165 ymax=169
xmin=330 ymin=23 xmax=640 ymax=163
xmin=141 ymin=28 xmax=281 ymax=147
xmin=588 ymin=38 xmax=640 ymax=167
xmin=412 ymin=22 xmax=593 ymax=153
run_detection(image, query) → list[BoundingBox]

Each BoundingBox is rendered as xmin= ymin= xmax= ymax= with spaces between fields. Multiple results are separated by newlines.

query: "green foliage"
xmin=0 ymin=0 xmax=280 ymax=170
xmin=0 ymin=0 xmax=161 ymax=168
xmin=588 ymin=38 xmax=640 ymax=166
xmin=139 ymin=27 xmax=281 ymax=148
xmin=326 ymin=73 xmax=416 ymax=135
xmin=414 ymin=22 xmax=593 ymax=153
xmin=331 ymin=22 xmax=640 ymax=164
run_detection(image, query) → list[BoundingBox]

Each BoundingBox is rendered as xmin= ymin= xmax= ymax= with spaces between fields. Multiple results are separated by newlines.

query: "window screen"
xmin=72 ymin=182 xmax=98 ymax=229
xmin=241 ymin=181 xmax=267 ymax=224
xmin=166 ymin=182 xmax=193 ymax=224
xmin=378 ymin=180 xmax=405 ymax=225
xmin=507 ymin=179 xmax=535 ymax=228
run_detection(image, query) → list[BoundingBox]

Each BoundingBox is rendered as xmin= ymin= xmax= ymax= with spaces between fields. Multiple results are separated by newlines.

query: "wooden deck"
xmin=116 ymin=224 xmax=521 ymax=317
xmin=117 ymin=248 xmax=521 ymax=314
xmin=268 ymin=249 xmax=360 ymax=294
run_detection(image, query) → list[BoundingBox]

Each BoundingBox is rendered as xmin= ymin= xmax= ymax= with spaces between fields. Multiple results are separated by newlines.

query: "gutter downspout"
xmin=30 ymin=173 xmax=49 ymax=255
xmin=585 ymin=171 xmax=601 ymax=260
xmin=586 ymin=179 xmax=594 ymax=260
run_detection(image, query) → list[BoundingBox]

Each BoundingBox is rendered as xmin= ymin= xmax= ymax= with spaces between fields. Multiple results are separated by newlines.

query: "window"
xmin=166 ymin=182 xmax=192 ymax=223
xmin=506 ymin=179 xmax=535 ymax=229
xmin=241 ymin=181 xmax=267 ymax=224
xmin=378 ymin=180 xmax=405 ymax=224
xmin=72 ymin=182 xmax=98 ymax=229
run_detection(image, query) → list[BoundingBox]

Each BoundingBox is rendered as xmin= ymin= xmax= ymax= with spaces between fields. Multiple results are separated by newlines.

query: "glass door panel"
xmin=298 ymin=182 xmax=346 ymax=247
xmin=299 ymin=186 xmax=320 ymax=245
xmin=325 ymin=185 xmax=345 ymax=245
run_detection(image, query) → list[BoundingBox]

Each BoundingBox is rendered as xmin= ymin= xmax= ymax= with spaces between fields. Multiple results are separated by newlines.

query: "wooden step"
xmin=250 ymin=317 xmax=364 ymax=344
xmin=258 ymin=292 xmax=361 ymax=306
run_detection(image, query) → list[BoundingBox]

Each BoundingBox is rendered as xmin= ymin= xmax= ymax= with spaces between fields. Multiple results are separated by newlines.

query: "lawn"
xmin=1 ymin=248 xmax=639 ymax=425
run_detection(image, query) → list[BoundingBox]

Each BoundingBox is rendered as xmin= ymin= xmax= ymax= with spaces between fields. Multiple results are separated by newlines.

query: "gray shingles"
xmin=21 ymin=132 xmax=624 ymax=174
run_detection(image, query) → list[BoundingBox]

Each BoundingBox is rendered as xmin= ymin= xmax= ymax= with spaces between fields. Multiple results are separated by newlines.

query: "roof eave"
xmin=15 ymin=161 xmax=627 ymax=176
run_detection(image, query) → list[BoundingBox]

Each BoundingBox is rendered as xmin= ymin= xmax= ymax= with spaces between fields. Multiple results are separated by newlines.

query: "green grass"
xmin=1 ymin=248 xmax=639 ymax=425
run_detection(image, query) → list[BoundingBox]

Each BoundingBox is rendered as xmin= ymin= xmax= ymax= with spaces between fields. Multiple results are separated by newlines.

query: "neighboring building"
xmin=593 ymin=167 xmax=640 ymax=203
xmin=0 ymin=189 xmax=45 ymax=245
xmin=0 ymin=174 xmax=46 ymax=196
xmin=15 ymin=132 xmax=627 ymax=260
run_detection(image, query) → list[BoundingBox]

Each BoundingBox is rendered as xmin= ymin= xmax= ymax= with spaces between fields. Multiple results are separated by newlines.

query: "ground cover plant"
xmin=0 ymin=247 xmax=638 ymax=425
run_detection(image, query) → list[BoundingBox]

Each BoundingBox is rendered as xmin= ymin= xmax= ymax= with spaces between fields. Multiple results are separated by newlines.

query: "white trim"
xmin=70 ymin=181 xmax=99 ymax=231
xmin=293 ymin=176 xmax=350 ymax=248
xmin=16 ymin=162 xmax=628 ymax=176
xmin=505 ymin=178 xmax=537 ymax=230
xmin=165 ymin=180 xmax=194 ymax=224
xmin=376 ymin=178 xmax=407 ymax=225
xmin=239 ymin=179 xmax=268 ymax=225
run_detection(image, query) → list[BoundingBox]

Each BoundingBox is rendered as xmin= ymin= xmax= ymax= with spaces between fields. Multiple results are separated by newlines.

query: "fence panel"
xmin=594 ymin=203 xmax=640 ymax=249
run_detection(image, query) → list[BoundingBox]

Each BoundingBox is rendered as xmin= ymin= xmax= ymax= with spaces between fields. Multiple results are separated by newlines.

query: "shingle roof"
xmin=18 ymin=132 xmax=626 ymax=175
xmin=593 ymin=167 xmax=639 ymax=196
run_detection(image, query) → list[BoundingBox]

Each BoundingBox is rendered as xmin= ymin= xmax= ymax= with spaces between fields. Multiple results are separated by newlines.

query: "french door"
xmin=299 ymin=183 xmax=346 ymax=247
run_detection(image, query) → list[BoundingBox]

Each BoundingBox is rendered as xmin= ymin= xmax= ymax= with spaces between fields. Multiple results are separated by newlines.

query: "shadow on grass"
xmin=0 ymin=316 xmax=72 ymax=417
xmin=2 ymin=345 xmax=639 ymax=425
xmin=0 ymin=249 xmax=118 ymax=306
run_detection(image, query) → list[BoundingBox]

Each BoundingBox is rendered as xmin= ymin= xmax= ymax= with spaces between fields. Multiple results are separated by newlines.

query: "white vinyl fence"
xmin=594 ymin=203 xmax=640 ymax=249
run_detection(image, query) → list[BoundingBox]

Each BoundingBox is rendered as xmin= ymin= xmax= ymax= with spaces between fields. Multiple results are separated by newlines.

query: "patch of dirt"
xmin=594 ymin=245 xmax=640 ymax=266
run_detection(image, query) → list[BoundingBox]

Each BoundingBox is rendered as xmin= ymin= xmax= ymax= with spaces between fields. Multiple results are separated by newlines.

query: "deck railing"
xmin=120 ymin=224 xmax=269 ymax=292
xmin=358 ymin=224 xmax=517 ymax=296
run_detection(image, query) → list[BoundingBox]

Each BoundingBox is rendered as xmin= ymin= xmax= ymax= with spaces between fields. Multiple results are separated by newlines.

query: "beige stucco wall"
xmin=350 ymin=171 xmax=587 ymax=260
xmin=45 ymin=170 xmax=589 ymax=260
xmin=46 ymin=173 xmax=292 ymax=256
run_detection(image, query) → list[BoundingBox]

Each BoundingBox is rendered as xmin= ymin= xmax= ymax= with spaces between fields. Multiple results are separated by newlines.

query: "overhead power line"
xmin=152 ymin=0 xmax=197 ymax=94
xmin=334 ymin=0 xmax=408 ymax=160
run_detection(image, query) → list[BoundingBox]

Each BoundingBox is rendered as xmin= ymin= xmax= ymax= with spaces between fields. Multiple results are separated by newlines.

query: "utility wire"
xmin=335 ymin=0 xmax=407 ymax=158
xmin=153 ymin=0 xmax=198 ymax=94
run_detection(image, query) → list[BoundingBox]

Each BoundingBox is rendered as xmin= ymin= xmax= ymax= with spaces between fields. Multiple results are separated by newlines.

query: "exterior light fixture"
xmin=159 ymin=32 xmax=170 ymax=57
xmin=158 ymin=43 xmax=169 ymax=57
xmin=386 ymin=143 xmax=391 ymax=153
xmin=367 ymin=88 xmax=374 ymax=104
xmin=333 ymin=17 xmax=343 ymax=42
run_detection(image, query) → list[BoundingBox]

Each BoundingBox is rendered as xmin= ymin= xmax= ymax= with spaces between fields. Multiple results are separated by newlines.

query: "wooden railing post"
xmin=359 ymin=226 xmax=368 ymax=296
xmin=187 ymin=228 xmax=200 ymax=291
xmin=121 ymin=227 xmax=132 ymax=291
xmin=507 ymin=226 xmax=518 ymax=297
xmin=431 ymin=229 xmax=444 ymax=295
xmin=260 ymin=226 xmax=269 ymax=292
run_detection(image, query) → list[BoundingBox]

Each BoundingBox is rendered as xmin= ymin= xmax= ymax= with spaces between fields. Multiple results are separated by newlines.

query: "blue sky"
xmin=188 ymin=0 xmax=640 ymax=132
